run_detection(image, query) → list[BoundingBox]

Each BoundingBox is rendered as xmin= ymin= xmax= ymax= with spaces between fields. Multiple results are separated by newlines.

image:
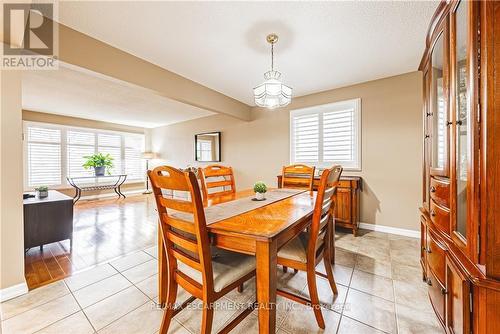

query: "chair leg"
xmin=323 ymin=258 xmax=338 ymax=295
xmin=283 ymin=266 xmax=288 ymax=273
xmin=324 ymin=225 xmax=338 ymax=295
xmin=159 ymin=277 xmax=178 ymax=334
xmin=306 ymin=268 xmax=325 ymax=329
xmin=201 ymin=302 xmax=214 ymax=334
xmin=237 ymin=283 xmax=244 ymax=293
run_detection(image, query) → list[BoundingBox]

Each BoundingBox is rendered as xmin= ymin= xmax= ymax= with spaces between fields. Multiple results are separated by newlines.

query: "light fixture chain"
xmin=271 ymin=42 xmax=274 ymax=72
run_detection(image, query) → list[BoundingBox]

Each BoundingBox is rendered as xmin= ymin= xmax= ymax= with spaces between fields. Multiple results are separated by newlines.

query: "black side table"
xmin=23 ymin=190 xmax=74 ymax=251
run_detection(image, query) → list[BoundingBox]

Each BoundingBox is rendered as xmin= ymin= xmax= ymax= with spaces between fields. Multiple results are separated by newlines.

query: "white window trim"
xmin=289 ymin=98 xmax=362 ymax=171
xmin=23 ymin=121 xmax=146 ymax=191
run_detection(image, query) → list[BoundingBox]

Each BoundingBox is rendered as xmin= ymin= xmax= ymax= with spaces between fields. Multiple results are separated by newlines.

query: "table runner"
xmin=170 ymin=188 xmax=306 ymax=225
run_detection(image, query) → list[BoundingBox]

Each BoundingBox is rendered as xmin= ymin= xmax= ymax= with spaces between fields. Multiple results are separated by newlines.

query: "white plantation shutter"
xmin=124 ymin=135 xmax=145 ymax=181
xmin=27 ymin=126 xmax=62 ymax=186
xmin=290 ymin=98 xmax=361 ymax=170
xmin=291 ymin=114 xmax=319 ymax=162
xmin=24 ymin=122 xmax=146 ymax=189
xmin=98 ymin=133 xmax=122 ymax=176
xmin=323 ymin=109 xmax=355 ymax=162
xmin=67 ymin=130 xmax=95 ymax=178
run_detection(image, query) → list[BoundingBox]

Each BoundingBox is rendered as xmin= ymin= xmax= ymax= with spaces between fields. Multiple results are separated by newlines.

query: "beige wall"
xmin=152 ymin=71 xmax=423 ymax=231
xmin=1 ymin=70 xmax=26 ymax=292
xmin=22 ymin=110 xmax=149 ymax=197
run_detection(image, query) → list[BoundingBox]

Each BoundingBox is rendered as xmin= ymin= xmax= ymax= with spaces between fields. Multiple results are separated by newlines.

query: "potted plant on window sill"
xmin=82 ymin=153 xmax=114 ymax=176
xmin=35 ymin=186 xmax=49 ymax=198
xmin=253 ymin=181 xmax=267 ymax=201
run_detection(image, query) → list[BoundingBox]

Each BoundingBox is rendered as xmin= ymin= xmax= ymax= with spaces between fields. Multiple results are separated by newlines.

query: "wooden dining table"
xmin=157 ymin=188 xmax=317 ymax=333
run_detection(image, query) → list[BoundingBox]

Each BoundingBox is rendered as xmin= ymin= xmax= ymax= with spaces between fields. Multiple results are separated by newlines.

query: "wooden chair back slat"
xmin=206 ymin=180 xmax=233 ymax=189
xmin=171 ymin=247 xmax=203 ymax=271
xmin=159 ymin=196 xmax=194 ymax=213
xmin=199 ymin=165 xmax=236 ymax=199
xmin=282 ymin=164 xmax=315 ymax=192
xmin=166 ymin=230 xmax=199 ymax=254
xmin=209 ymin=189 xmax=234 ymax=197
xmin=203 ymin=165 xmax=233 ymax=177
xmin=319 ymin=213 xmax=330 ymax=231
xmin=321 ymin=199 xmax=332 ymax=216
xmin=323 ymin=186 xmax=336 ymax=201
xmin=162 ymin=215 xmax=195 ymax=234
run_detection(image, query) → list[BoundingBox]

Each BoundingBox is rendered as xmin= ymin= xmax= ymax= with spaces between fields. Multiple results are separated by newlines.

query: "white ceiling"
xmin=58 ymin=1 xmax=439 ymax=106
xmin=22 ymin=64 xmax=214 ymax=128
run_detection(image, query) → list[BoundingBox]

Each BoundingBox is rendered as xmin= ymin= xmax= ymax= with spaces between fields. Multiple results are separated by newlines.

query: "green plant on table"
xmin=82 ymin=153 xmax=114 ymax=174
xmin=253 ymin=181 xmax=267 ymax=194
xmin=35 ymin=186 xmax=48 ymax=192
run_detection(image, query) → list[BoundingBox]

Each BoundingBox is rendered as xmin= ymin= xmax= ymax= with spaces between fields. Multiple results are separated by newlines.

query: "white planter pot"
xmin=255 ymin=192 xmax=265 ymax=200
xmin=37 ymin=190 xmax=48 ymax=198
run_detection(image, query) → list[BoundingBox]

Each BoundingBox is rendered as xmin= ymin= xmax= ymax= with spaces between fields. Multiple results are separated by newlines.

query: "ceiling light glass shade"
xmin=253 ymin=71 xmax=292 ymax=109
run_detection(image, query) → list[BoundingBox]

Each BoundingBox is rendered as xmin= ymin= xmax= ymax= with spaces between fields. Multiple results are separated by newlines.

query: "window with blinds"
xmin=24 ymin=122 xmax=146 ymax=188
xmin=290 ymin=98 xmax=361 ymax=170
xmin=124 ymin=135 xmax=146 ymax=181
xmin=98 ymin=133 xmax=122 ymax=176
xmin=27 ymin=126 xmax=62 ymax=186
xmin=68 ymin=130 xmax=95 ymax=178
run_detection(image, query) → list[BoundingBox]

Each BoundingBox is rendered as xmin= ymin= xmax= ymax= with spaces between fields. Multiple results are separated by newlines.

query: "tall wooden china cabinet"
xmin=419 ymin=1 xmax=500 ymax=333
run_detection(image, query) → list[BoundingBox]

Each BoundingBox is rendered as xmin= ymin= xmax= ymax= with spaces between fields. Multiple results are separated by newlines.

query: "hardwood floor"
xmin=24 ymin=194 xmax=158 ymax=290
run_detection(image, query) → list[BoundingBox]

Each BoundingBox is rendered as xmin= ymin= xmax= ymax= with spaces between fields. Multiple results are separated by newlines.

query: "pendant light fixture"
xmin=253 ymin=34 xmax=292 ymax=109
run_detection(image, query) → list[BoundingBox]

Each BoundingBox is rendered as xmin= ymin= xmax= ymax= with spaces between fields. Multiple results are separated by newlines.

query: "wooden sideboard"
xmin=277 ymin=175 xmax=362 ymax=236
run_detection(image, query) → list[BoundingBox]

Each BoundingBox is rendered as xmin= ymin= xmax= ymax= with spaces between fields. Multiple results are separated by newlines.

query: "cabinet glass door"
xmin=430 ymin=32 xmax=448 ymax=175
xmin=454 ymin=0 xmax=469 ymax=240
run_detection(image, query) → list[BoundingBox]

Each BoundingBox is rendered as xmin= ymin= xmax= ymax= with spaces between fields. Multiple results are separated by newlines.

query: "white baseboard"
xmin=358 ymin=222 xmax=419 ymax=239
xmin=0 ymin=281 xmax=28 ymax=302
xmin=78 ymin=189 xmax=146 ymax=201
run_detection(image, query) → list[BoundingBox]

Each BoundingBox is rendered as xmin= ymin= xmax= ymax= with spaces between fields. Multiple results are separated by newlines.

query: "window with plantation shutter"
xmin=98 ymin=133 xmax=122 ymax=176
xmin=67 ymin=130 xmax=95 ymax=178
xmin=24 ymin=122 xmax=146 ymax=189
xmin=291 ymin=114 xmax=319 ymax=163
xmin=26 ymin=126 xmax=62 ymax=186
xmin=124 ymin=135 xmax=145 ymax=181
xmin=290 ymin=98 xmax=361 ymax=170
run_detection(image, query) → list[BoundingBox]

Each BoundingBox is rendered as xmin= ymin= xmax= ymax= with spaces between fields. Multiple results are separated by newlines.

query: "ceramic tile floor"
xmin=1 ymin=229 xmax=444 ymax=334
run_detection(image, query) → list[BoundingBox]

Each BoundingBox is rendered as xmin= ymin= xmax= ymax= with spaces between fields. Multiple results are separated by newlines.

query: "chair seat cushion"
xmin=278 ymin=233 xmax=309 ymax=262
xmin=178 ymin=248 xmax=255 ymax=292
xmin=277 ymin=232 xmax=326 ymax=263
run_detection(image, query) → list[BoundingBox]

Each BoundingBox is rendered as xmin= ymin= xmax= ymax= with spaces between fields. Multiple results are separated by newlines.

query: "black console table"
xmin=67 ymin=174 xmax=127 ymax=203
xmin=23 ymin=190 xmax=74 ymax=250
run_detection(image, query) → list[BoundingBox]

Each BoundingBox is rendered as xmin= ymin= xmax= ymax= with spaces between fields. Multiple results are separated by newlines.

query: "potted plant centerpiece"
xmin=253 ymin=181 xmax=267 ymax=201
xmin=83 ymin=153 xmax=114 ymax=176
xmin=35 ymin=186 xmax=49 ymax=198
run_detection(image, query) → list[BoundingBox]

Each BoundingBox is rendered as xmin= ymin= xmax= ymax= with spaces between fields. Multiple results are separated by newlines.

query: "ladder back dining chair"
xmin=198 ymin=165 xmax=236 ymax=200
xmin=148 ymin=166 xmax=256 ymax=334
xmin=276 ymin=165 xmax=343 ymax=329
xmin=281 ymin=164 xmax=316 ymax=192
